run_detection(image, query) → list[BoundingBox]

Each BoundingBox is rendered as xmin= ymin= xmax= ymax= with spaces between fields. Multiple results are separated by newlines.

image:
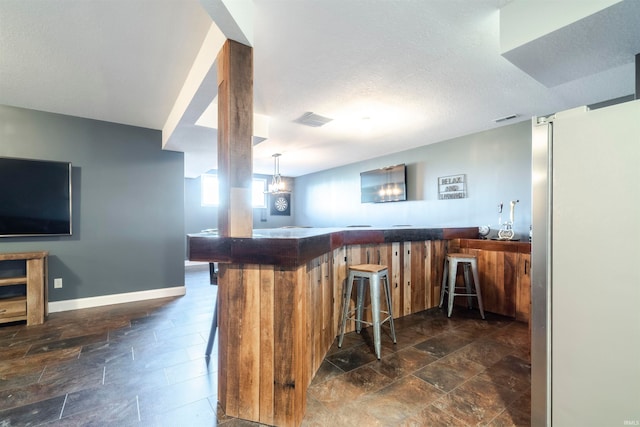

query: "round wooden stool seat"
xmin=348 ymin=264 xmax=388 ymax=273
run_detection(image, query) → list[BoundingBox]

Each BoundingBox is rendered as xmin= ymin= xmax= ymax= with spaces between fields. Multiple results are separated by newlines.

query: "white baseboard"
xmin=48 ymin=286 xmax=187 ymax=313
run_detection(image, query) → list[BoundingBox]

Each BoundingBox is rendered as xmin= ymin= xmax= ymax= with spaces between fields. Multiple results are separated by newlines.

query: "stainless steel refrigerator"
xmin=531 ymin=99 xmax=640 ymax=426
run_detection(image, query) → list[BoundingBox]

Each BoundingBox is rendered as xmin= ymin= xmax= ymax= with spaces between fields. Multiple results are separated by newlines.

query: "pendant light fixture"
xmin=267 ymin=153 xmax=289 ymax=193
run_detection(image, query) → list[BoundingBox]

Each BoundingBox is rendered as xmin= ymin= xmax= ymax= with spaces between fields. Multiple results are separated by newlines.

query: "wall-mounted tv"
xmin=360 ymin=163 xmax=407 ymax=203
xmin=0 ymin=157 xmax=72 ymax=237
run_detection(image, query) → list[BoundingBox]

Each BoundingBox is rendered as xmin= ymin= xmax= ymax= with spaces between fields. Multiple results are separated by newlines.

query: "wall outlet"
xmin=54 ymin=278 xmax=63 ymax=289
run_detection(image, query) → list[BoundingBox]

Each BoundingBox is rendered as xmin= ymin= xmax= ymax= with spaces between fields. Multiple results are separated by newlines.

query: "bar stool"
xmin=338 ymin=264 xmax=396 ymax=359
xmin=439 ymin=253 xmax=485 ymax=319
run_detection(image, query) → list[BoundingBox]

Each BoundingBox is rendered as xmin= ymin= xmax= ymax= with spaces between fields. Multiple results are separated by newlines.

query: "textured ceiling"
xmin=0 ymin=0 xmax=211 ymax=131
xmin=1 ymin=0 xmax=638 ymax=178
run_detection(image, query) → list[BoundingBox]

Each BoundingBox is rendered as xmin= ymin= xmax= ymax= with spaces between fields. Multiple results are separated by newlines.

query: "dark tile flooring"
xmin=0 ymin=265 xmax=530 ymax=426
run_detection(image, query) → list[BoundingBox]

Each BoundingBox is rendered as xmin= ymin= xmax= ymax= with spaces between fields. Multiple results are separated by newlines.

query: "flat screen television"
xmin=0 ymin=157 xmax=72 ymax=237
xmin=360 ymin=163 xmax=407 ymax=203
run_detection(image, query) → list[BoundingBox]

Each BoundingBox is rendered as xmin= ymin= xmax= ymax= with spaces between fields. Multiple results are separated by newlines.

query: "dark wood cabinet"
xmin=516 ymin=253 xmax=531 ymax=322
xmin=454 ymin=239 xmax=531 ymax=322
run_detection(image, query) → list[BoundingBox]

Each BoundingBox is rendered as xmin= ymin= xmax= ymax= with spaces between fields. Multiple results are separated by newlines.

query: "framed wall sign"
xmin=438 ymin=174 xmax=467 ymax=200
xmin=270 ymin=193 xmax=291 ymax=216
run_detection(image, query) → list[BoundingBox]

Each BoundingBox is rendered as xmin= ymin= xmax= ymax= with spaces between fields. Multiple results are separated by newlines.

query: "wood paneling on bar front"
xmin=258 ymin=266 xmax=275 ymax=425
xmin=192 ymin=228 xmax=478 ymax=426
xmin=216 ymin=239 xmax=456 ymax=425
xmin=218 ymin=263 xmax=314 ymax=426
xmin=339 ymin=241 xmax=447 ymax=328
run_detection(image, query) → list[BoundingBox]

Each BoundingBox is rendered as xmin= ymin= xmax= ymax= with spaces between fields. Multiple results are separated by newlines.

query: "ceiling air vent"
xmin=252 ymin=136 xmax=267 ymax=146
xmin=494 ymin=114 xmax=519 ymax=123
xmin=294 ymin=112 xmax=333 ymax=127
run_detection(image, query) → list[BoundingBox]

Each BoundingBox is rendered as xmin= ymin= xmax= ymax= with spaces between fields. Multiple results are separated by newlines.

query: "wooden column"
xmin=217 ymin=40 xmax=253 ymax=238
xmin=216 ymin=39 xmax=255 ymax=422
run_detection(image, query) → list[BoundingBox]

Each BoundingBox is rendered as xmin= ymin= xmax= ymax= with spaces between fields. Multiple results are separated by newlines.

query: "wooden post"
xmin=215 ymin=39 xmax=255 ymax=422
xmin=217 ymin=39 xmax=253 ymax=238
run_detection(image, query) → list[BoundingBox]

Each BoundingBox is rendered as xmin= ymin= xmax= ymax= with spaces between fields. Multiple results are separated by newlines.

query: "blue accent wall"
xmin=0 ymin=105 xmax=185 ymax=301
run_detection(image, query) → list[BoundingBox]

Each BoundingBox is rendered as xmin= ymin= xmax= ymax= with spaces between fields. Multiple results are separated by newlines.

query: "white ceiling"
xmin=1 ymin=0 xmax=639 ymax=178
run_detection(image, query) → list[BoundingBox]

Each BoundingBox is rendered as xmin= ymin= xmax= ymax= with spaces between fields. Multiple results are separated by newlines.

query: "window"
xmin=201 ymin=174 xmax=267 ymax=208
xmin=252 ymin=178 xmax=267 ymax=208
xmin=201 ymin=174 xmax=219 ymax=207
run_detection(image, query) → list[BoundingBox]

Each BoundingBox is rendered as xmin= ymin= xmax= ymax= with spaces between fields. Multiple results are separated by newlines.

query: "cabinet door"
xmin=515 ymin=253 xmax=531 ymax=323
xmin=466 ymin=249 xmax=517 ymax=317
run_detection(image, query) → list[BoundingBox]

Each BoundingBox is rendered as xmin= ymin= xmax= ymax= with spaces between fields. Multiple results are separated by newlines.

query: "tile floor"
xmin=301 ymin=309 xmax=531 ymax=426
xmin=0 ymin=265 xmax=530 ymax=426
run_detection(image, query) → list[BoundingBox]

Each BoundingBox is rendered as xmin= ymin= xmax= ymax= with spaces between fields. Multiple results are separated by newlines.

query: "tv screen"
xmin=360 ymin=164 xmax=407 ymax=203
xmin=0 ymin=157 xmax=72 ymax=237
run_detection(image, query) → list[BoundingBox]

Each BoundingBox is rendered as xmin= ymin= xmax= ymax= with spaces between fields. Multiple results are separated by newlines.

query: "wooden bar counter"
xmin=188 ymin=226 xmax=478 ymax=426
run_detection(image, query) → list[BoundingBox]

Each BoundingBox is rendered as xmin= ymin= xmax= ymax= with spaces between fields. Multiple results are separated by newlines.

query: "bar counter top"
xmin=188 ymin=226 xmax=479 ymax=267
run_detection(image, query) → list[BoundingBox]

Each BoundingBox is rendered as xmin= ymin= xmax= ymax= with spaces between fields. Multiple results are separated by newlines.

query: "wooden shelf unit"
xmin=0 ymin=251 xmax=48 ymax=326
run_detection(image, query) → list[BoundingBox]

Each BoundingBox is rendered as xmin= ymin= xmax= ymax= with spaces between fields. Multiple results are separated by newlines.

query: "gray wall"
xmin=185 ymin=176 xmax=217 ymax=235
xmin=293 ymin=121 xmax=532 ymax=239
xmin=0 ymin=105 xmax=185 ymax=301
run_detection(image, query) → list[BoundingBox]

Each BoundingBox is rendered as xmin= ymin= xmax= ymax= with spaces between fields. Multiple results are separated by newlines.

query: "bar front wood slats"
xmin=259 ymin=266 xmax=275 ymax=425
xmin=272 ymin=266 xmax=300 ymax=426
xmin=337 ymin=240 xmax=447 ymax=331
xmin=402 ymin=242 xmax=412 ymax=316
xmin=190 ymin=227 xmax=477 ymax=426
xmin=426 ymin=239 xmax=447 ymax=309
xmin=516 ymin=254 xmax=531 ymax=322
xmin=391 ymin=242 xmax=401 ymax=319
xmin=239 ymin=265 xmax=260 ymax=421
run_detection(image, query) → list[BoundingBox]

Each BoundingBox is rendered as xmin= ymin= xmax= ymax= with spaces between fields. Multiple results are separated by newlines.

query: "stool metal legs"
xmin=467 ymin=258 xmax=485 ymax=318
xmin=439 ymin=256 xmax=485 ymax=319
xmin=356 ymin=276 xmax=366 ymax=333
xmin=439 ymin=263 xmax=448 ymax=309
xmin=338 ymin=269 xmax=396 ymax=359
xmin=338 ymin=270 xmax=357 ymax=347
